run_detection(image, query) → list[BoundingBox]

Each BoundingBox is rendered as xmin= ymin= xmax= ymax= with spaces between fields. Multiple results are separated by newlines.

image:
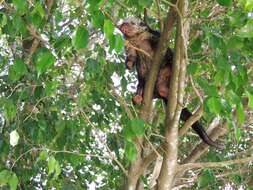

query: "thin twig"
xmin=23 ymin=96 xmax=49 ymax=122
xmin=190 ymin=76 xmax=203 ymax=103
xmin=7 ymin=83 xmax=24 ymax=98
xmin=80 ymin=110 xmax=128 ymax=176
xmin=155 ymin=0 xmax=163 ymax=31
xmin=109 ymin=84 xmax=134 ymax=119
xmin=26 ymin=39 xmax=40 ymax=64
xmin=11 ymin=148 xmax=36 ymax=169
xmin=125 ymin=40 xmax=151 ymax=58
xmin=26 ymin=25 xmax=49 ymax=46
xmin=99 ymin=0 xmax=109 ymax=10
xmin=115 ymin=0 xmax=130 ymax=10
xmin=144 ymin=135 xmax=161 ymax=158
xmin=11 ymin=147 xmax=106 ymax=169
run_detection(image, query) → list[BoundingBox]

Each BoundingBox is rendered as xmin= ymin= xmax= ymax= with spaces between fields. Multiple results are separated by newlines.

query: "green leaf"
xmin=232 ymin=74 xmax=244 ymax=90
xmin=187 ymin=63 xmax=198 ymax=75
xmin=55 ymin=120 xmax=66 ymax=133
xmin=246 ymin=91 xmax=253 ymax=108
xmin=130 ymin=118 xmax=146 ymax=136
xmin=91 ymin=11 xmax=104 ymax=28
xmin=48 ymin=156 xmax=56 ymax=175
xmin=13 ymin=15 xmax=27 ymax=35
xmin=227 ymin=120 xmax=234 ymax=129
xmin=209 ymin=34 xmax=222 ymax=49
xmin=0 ymin=13 xmax=7 ymax=27
xmin=197 ymin=79 xmax=219 ymax=97
xmin=0 ymin=170 xmax=11 ymax=184
xmin=227 ymin=36 xmax=244 ymax=50
xmin=72 ymin=26 xmax=89 ymax=50
xmin=3 ymin=99 xmax=16 ymax=120
xmin=123 ymin=118 xmax=146 ymax=140
xmin=77 ymin=87 xmax=90 ymax=107
xmin=114 ymin=34 xmax=124 ymax=53
xmin=198 ymin=169 xmax=216 ymax=188
xmin=88 ymin=0 xmax=102 ymax=12
xmin=9 ymin=59 xmax=27 ymax=81
xmin=206 ymin=97 xmax=222 ymax=114
xmin=31 ymin=12 xmax=44 ymax=28
xmin=236 ymin=103 xmax=245 ymax=125
xmin=48 ymin=156 xmax=61 ymax=178
xmin=123 ymin=124 xmax=135 ymax=141
xmin=190 ymin=38 xmax=202 ymax=53
xmin=226 ymin=90 xmax=241 ymax=105
xmin=109 ymin=35 xmax=116 ymax=51
xmin=44 ymin=81 xmax=58 ymax=96
xmin=138 ymin=0 xmax=152 ymax=6
xmin=238 ymin=22 xmax=253 ymax=38
xmin=13 ymin=0 xmax=28 ymax=15
xmin=39 ymin=150 xmax=48 ymax=161
xmin=216 ymin=0 xmax=232 ymax=6
xmin=54 ymin=161 xmax=61 ymax=178
xmin=221 ymin=99 xmax=232 ymax=116
xmin=86 ymin=58 xmax=100 ymax=74
xmin=238 ymin=65 xmax=248 ymax=84
xmin=103 ymin=20 xmax=116 ymax=51
xmin=34 ymin=2 xmax=45 ymax=18
xmin=125 ymin=141 xmax=137 ymax=161
xmin=54 ymin=36 xmax=71 ymax=50
xmin=103 ymin=20 xmax=114 ymax=39
xmin=216 ymin=54 xmax=229 ymax=70
xmin=214 ymin=70 xmax=225 ymax=85
xmin=239 ymin=0 xmax=253 ymax=11
xmin=8 ymin=173 xmax=18 ymax=190
xmin=35 ymin=48 xmax=55 ymax=75
xmin=0 ymin=170 xmax=18 ymax=190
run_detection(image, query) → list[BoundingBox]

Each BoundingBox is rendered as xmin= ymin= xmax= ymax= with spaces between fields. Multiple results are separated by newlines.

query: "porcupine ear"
xmin=139 ymin=21 xmax=147 ymax=27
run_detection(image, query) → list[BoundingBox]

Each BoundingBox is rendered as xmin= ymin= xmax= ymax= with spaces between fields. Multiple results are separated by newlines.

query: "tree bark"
xmin=157 ymin=0 xmax=190 ymax=189
xmin=125 ymin=3 xmax=177 ymax=190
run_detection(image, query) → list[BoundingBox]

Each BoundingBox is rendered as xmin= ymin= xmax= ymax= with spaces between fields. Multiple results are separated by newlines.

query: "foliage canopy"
xmin=0 ymin=0 xmax=253 ymax=189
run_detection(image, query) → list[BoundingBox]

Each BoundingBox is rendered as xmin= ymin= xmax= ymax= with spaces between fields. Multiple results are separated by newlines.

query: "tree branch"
xmin=157 ymin=0 xmax=189 ymax=189
xmin=141 ymin=1 xmax=177 ymax=121
xmin=125 ymin=2 xmax=177 ymax=189
xmin=182 ymin=122 xmax=227 ymax=164
xmin=178 ymin=156 xmax=253 ymax=172
xmin=173 ymin=121 xmax=227 ymax=187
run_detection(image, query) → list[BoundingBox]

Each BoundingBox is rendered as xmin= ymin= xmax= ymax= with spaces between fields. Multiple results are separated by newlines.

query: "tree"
xmin=0 ymin=0 xmax=253 ymax=189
